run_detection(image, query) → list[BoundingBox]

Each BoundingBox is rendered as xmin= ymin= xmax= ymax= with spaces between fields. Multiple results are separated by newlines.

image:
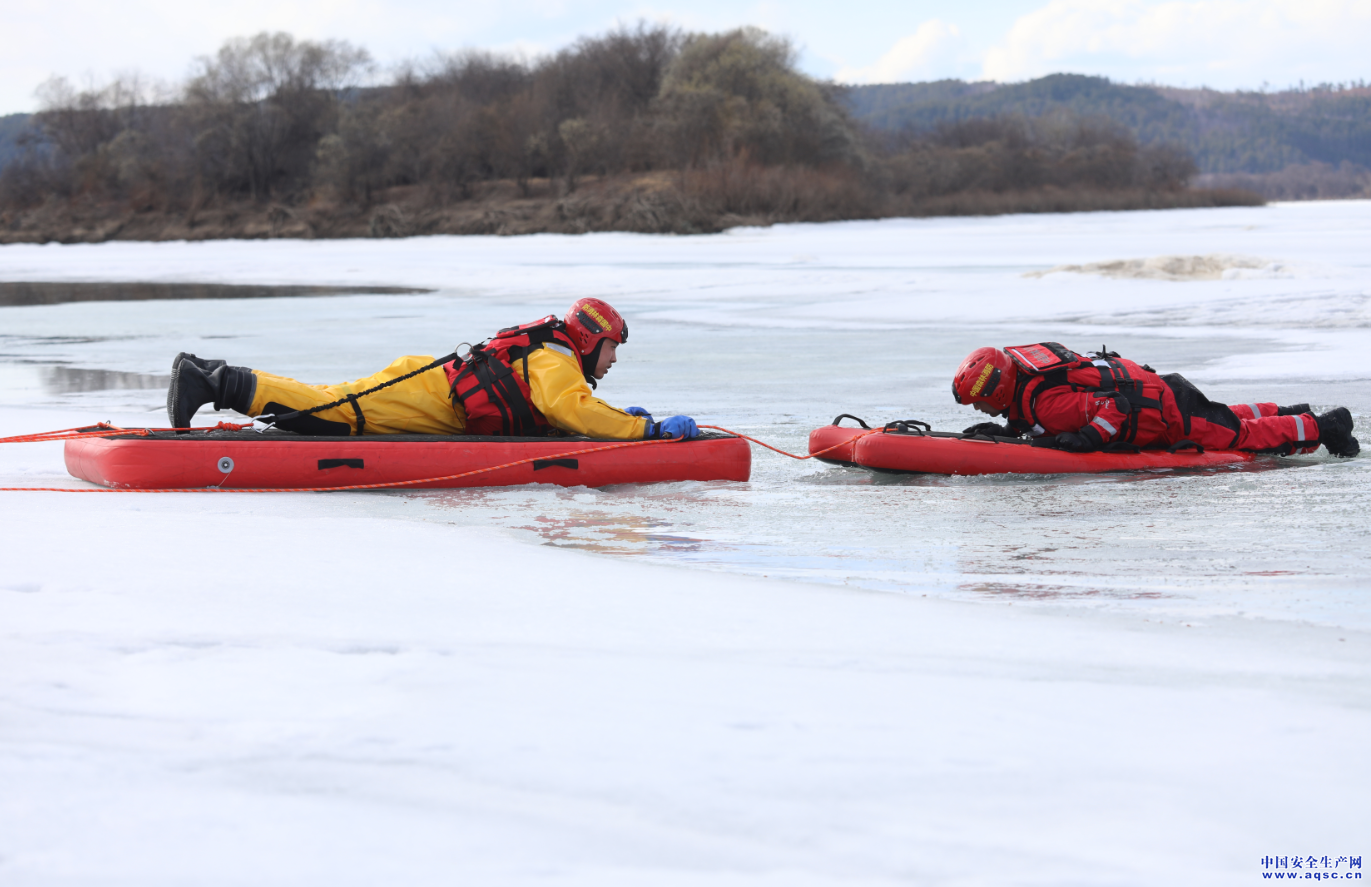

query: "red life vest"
xmin=1005 ymin=343 xmax=1168 ymax=443
xmin=444 ymin=316 xmax=584 ymax=436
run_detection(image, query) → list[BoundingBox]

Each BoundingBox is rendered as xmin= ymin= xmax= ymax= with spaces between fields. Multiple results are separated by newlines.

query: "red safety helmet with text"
xmin=564 ymin=298 xmax=628 ymax=357
xmin=952 ymin=347 xmax=1017 ymax=412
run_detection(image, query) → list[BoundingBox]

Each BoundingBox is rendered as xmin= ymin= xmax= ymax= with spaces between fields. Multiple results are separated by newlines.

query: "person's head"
xmin=591 ymin=339 xmax=618 ymax=379
xmin=564 ymin=298 xmax=627 ymax=381
xmin=952 ymin=347 xmax=1017 ymax=415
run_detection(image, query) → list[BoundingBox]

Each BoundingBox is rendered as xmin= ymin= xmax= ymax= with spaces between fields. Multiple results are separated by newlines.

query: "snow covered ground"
xmin=2 ymin=202 xmax=1369 ymax=885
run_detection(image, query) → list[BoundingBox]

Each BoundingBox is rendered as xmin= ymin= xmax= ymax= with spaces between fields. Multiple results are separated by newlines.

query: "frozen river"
xmin=3 ymin=202 xmax=1369 ymax=629
xmin=2 ymin=203 xmax=1369 ymax=886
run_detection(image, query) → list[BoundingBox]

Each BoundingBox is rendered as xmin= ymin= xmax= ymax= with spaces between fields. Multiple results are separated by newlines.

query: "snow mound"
xmin=1027 ymin=254 xmax=1295 ymax=281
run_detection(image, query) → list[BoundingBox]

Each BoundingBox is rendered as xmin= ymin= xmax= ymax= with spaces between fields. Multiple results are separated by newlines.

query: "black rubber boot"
xmin=1277 ymin=403 xmax=1311 ymax=416
xmin=213 ymin=365 xmax=256 ymax=414
xmin=1315 ymin=407 xmax=1360 ymax=458
xmin=167 ymin=362 xmax=256 ymax=430
xmin=167 ymin=361 xmax=217 ymax=430
xmin=172 ymin=352 xmax=227 ymax=374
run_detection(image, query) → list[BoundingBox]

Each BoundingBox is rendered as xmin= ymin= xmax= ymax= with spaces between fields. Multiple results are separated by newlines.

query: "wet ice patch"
xmin=1027 ymin=254 xmax=1300 ymax=281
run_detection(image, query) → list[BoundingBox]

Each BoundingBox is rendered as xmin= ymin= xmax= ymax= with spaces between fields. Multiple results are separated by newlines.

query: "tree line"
xmin=0 ymin=27 xmax=1243 ymax=240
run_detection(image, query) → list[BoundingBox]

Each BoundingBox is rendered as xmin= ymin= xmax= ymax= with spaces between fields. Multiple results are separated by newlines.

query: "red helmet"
xmin=952 ymin=347 xmax=1017 ymax=412
xmin=564 ymin=298 xmax=628 ymax=356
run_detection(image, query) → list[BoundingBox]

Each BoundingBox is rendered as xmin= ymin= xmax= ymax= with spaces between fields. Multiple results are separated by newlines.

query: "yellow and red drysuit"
xmin=248 ymin=345 xmax=647 ymax=439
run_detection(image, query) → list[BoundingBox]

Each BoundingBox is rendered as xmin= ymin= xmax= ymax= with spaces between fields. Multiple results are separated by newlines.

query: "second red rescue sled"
xmin=808 ymin=418 xmax=1256 ymax=476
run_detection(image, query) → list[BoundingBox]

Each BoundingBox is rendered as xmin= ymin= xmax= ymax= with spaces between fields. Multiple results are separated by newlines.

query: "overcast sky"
xmin=4 ymin=0 xmax=1369 ymax=114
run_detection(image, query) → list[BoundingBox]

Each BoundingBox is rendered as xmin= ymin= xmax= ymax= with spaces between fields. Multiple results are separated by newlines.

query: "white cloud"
xmin=981 ymin=0 xmax=1371 ymax=87
xmin=834 ymin=19 xmax=967 ymax=84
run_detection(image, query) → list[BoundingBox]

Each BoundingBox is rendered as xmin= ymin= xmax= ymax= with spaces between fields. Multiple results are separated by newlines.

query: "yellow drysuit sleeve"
xmin=516 ymin=346 xmax=648 ymax=440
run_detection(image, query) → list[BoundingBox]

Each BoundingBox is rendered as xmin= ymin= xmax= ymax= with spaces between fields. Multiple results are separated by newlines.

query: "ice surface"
xmin=2 ymin=202 xmax=1369 ymax=885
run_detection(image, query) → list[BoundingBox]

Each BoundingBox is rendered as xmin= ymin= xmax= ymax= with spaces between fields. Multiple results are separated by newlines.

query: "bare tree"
xmin=186 ymin=32 xmax=373 ymax=200
xmin=656 ymin=28 xmax=861 ymax=169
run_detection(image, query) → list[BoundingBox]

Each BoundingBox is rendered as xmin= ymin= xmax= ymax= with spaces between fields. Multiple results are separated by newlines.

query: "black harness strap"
xmin=346 ymin=394 xmax=366 ymax=436
xmin=1023 ymin=370 xmax=1068 ymax=432
xmin=493 ymin=363 xmax=537 ymax=435
xmin=465 ymin=352 xmax=539 ymax=436
xmin=508 ymin=330 xmax=558 ymax=398
xmin=450 ymin=324 xmax=579 ymax=437
xmin=1017 ymin=359 xmax=1170 ymax=444
xmin=462 ymin=358 xmax=513 ymax=434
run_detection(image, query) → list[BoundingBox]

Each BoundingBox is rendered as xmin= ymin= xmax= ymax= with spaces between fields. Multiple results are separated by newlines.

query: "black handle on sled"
xmin=883 ymin=419 xmax=932 ymax=436
xmin=831 ymin=414 xmax=871 ymax=429
xmin=533 ymin=458 xmax=580 ymax=471
xmin=1167 ymin=439 xmax=1205 ymax=454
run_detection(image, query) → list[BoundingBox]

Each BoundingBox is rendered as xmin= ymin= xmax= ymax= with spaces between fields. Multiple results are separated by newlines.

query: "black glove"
xmin=963 ymin=422 xmax=1013 ymax=437
xmin=1054 ymin=431 xmax=1097 ymax=452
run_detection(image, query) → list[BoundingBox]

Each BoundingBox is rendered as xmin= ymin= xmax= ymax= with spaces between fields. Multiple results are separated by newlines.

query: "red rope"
xmin=0 ymin=423 xmax=878 ymax=493
xmin=699 ymin=424 xmax=880 ymax=460
xmin=0 ymin=421 xmax=253 ymax=445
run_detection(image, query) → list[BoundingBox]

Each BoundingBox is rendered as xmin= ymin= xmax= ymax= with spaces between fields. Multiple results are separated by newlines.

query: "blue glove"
xmin=624 ymin=406 xmax=655 ymax=422
xmin=647 ymin=416 xmax=699 ymax=440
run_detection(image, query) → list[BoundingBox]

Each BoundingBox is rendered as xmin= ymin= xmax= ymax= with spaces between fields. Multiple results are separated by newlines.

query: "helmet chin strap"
xmin=583 ymin=339 xmax=606 ymax=389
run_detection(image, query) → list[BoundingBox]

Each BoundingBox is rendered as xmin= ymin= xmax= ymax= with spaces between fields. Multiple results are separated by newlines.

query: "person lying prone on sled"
xmin=166 ymin=298 xmax=700 ymax=441
xmin=950 ymin=343 xmax=1359 ymax=457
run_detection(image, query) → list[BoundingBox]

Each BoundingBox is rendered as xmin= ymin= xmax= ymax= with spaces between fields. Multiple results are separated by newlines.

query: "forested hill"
xmin=4 ymin=28 xmax=1260 ymax=244
xmin=844 ymin=75 xmax=1371 ymax=175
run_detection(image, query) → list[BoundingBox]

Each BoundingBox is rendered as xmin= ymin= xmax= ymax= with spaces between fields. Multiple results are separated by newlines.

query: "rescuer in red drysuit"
xmin=951 ymin=343 xmax=1360 ymax=457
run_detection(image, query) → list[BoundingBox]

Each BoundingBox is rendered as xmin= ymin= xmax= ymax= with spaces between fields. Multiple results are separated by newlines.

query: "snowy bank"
xmin=3 ymin=480 xmax=1367 ymax=886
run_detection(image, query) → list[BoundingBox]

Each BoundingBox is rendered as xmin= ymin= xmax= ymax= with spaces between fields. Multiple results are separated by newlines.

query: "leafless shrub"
xmin=186 ymin=33 xmax=373 ymax=200
xmin=682 ymin=158 xmax=873 ymax=220
xmin=1194 ymin=161 xmax=1371 ymax=200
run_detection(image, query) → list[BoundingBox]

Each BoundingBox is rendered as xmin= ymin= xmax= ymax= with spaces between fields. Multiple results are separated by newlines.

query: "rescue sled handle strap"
xmin=831 ymin=414 xmax=871 ymax=429
xmin=883 ymin=419 xmax=932 ymax=436
xmin=264 ymin=352 xmax=460 ymax=428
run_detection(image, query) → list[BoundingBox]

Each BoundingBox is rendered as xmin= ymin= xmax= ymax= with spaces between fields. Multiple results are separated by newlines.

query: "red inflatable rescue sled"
xmin=807 ymin=417 xmax=1256 ymax=476
xmin=807 ymin=418 xmax=869 ymax=466
xmin=65 ymin=429 xmax=751 ymax=490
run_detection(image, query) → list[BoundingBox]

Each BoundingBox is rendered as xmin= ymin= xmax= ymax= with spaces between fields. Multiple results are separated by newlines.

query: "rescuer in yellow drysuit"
xmin=166 ymin=298 xmax=700 ymax=441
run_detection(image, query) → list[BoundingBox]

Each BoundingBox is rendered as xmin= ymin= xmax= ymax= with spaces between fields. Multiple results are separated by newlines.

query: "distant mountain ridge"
xmin=843 ymin=74 xmax=1371 ymax=175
